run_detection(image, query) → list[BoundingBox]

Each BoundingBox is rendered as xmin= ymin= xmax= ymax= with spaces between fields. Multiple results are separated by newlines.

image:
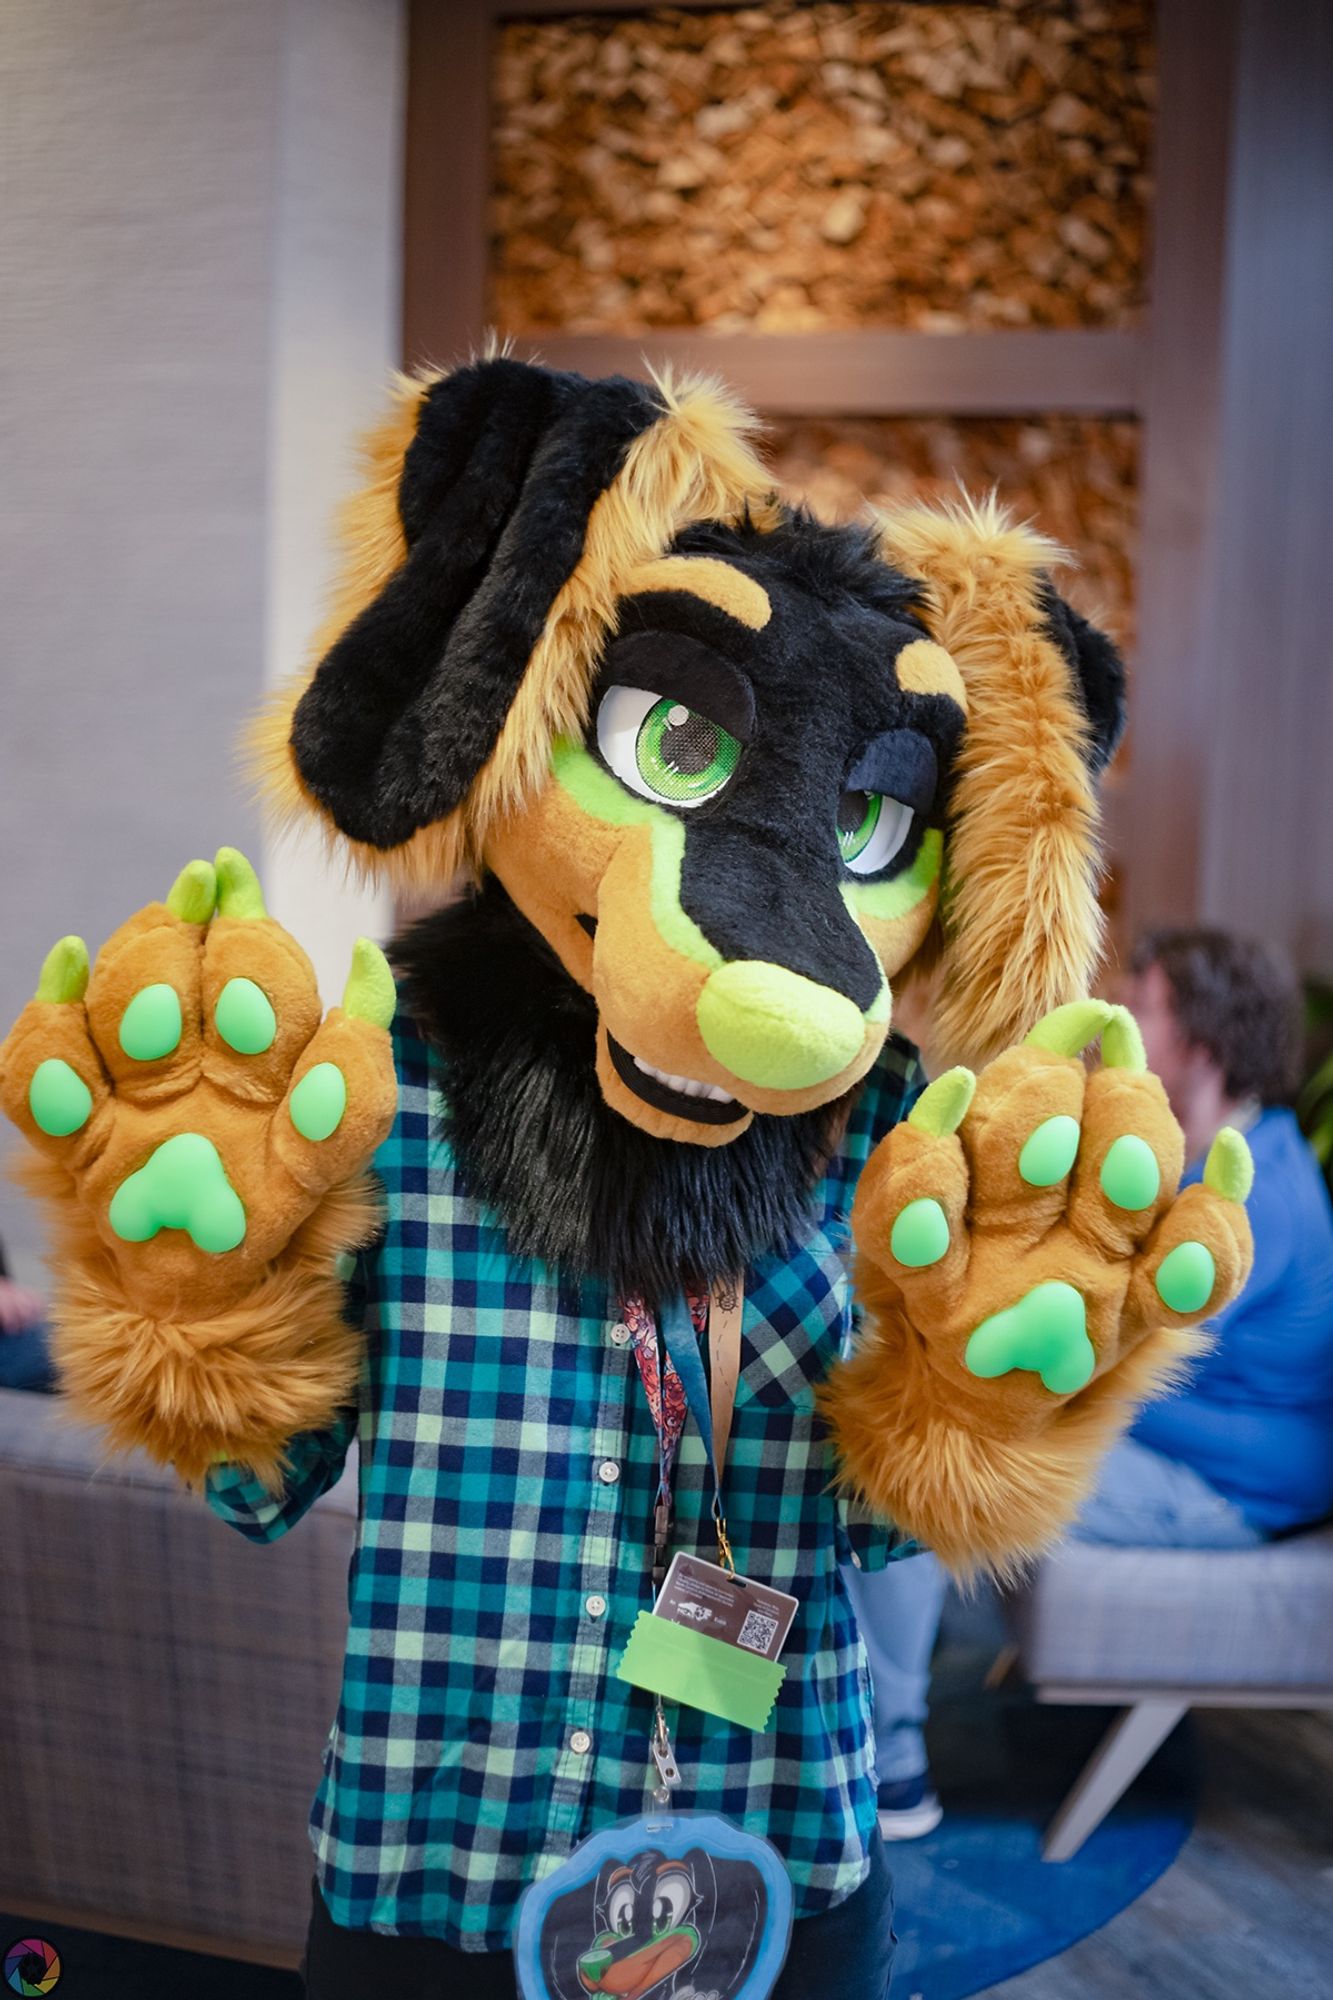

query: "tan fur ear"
xmin=251 ymin=358 xmax=779 ymax=897
xmin=877 ymin=495 xmax=1106 ymax=1067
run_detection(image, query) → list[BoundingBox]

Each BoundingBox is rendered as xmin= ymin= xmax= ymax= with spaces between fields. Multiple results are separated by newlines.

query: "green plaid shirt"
xmin=205 ymin=1015 xmax=923 ymax=1952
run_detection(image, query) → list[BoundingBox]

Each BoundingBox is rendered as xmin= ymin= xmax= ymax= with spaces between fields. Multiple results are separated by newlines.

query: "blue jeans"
xmin=846 ymin=1438 xmax=1262 ymax=1783
xmin=0 ymin=1320 xmax=57 ymax=1393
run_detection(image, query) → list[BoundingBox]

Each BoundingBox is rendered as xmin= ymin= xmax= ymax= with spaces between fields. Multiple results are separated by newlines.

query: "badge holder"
xmin=617 ymin=1297 xmax=795 ymax=1732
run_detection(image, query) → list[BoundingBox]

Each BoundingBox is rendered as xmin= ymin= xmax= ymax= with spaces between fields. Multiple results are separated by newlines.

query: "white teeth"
xmin=632 ymin=1055 xmax=736 ymax=1105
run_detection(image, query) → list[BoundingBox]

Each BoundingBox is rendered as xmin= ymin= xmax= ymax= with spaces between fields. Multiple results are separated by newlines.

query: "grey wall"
xmin=0 ymin=0 xmax=403 ymax=1276
xmin=1121 ymin=0 xmax=1333 ymax=975
xmin=1196 ymin=0 xmax=1333 ymax=971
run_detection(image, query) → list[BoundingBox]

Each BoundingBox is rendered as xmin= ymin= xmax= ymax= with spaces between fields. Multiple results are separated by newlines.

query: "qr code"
xmin=737 ymin=1608 xmax=779 ymax=1656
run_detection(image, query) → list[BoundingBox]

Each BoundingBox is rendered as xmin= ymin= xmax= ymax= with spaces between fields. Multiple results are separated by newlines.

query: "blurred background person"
xmin=851 ymin=926 xmax=1333 ymax=1839
xmin=0 ymin=1237 xmax=56 ymax=1394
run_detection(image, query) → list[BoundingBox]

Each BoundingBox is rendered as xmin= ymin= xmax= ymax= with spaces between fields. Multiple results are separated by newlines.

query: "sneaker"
xmin=877 ymin=1773 xmax=943 ymax=1840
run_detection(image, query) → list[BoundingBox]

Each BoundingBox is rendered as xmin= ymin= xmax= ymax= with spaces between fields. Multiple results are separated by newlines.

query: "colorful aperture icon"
xmin=3 ymin=1939 xmax=61 ymax=1996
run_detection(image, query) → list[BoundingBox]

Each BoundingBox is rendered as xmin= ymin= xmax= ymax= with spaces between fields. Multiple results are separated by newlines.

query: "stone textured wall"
xmin=491 ymin=0 xmax=1153 ymax=334
xmin=765 ymin=414 xmax=1138 ymax=654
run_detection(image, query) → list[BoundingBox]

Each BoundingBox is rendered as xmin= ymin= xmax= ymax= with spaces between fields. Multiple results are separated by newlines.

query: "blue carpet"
xmin=887 ymin=1650 xmax=1196 ymax=2000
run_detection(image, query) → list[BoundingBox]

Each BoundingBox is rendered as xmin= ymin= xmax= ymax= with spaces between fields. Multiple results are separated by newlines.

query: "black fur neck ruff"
xmin=392 ymin=880 xmax=847 ymax=1308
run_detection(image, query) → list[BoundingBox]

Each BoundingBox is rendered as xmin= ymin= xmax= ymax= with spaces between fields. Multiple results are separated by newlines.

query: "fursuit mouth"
xmin=606 ymin=1032 xmax=747 ymax=1126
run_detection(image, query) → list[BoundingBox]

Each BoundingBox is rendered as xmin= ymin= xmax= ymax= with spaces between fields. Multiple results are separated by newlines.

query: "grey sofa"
xmin=1004 ymin=1525 xmax=1333 ymax=1859
xmin=0 ymin=1387 xmax=356 ymax=1967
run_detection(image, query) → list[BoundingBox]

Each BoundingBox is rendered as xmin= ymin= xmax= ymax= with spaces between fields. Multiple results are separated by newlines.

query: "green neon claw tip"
xmin=166 ymin=859 xmax=217 ymax=925
xmin=1102 ymin=1005 xmax=1147 ymax=1072
xmin=1023 ymin=998 xmax=1115 ymax=1059
xmin=214 ymin=847 xmax=267 ymax=921
xmin=1204 ymin=1126 xmax=1254 ymax=1204
xmin=907 ymin=1066 xmax=976 ymax=1138
xmin=343 ymin=938 xmax=396 ymax=1030
xmin=36 ymin=935 xmax=89 ymax=1004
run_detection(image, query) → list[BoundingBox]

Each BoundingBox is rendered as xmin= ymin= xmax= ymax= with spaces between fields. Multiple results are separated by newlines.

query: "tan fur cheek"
xmin=854 ymin=880 xmax=941 ymax=991
xmin=483 ymin=783 xmax=617 ymax=995
xmin=591 ymin=830 xmax=717 ymax=1080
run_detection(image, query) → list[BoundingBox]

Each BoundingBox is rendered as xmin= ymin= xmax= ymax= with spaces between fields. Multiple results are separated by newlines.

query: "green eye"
xmin=838 ymin=788 xmax=915 ymax=876
xmin=838 ymin=790 xmax=882 ymax=863
xmin=597 ymin=686 xmax=742 ymax=808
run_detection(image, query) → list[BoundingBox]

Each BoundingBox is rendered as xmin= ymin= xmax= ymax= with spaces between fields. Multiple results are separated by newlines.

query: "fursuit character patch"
xmin=514 ymin=1814 xmax=790 ymax=2000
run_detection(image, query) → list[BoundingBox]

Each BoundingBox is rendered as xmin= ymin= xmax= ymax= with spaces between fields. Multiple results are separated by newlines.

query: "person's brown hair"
xmin=1130 ymin=928 xmax=1303 ymax=1106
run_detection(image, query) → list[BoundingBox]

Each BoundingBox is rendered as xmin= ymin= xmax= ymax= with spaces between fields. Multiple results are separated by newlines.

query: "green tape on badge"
xmin=616 ymin=1611 xmax=786 ymax=1731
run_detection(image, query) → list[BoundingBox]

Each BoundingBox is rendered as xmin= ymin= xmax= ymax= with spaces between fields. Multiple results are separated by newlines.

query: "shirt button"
xmin=849 ymin=1551 xmax=863 ymax=1569
xmin=570 ymin=1728 xmax=592 ymax=1755
xmin=609 ymin=1322 xmax=631 ymax=1347
xmin=585 ymin=1594 xmax=607 ymax=1618
xmin=597 ymin=1460 xmax=621 ymax=1485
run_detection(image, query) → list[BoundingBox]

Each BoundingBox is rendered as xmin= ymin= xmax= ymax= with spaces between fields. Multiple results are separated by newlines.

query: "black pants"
xmin=301 ymin=1833 xmax=895 ymax=1999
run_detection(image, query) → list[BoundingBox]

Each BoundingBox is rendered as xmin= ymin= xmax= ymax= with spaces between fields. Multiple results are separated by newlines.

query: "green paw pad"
xmin=29 ymin=1058 xmax=93 ymax=1137
xmin=965 ymin=1280 xmax=1096 ymax=1395
xmin=108 ymin=1132 xmax=246 ymax=1254
xmin=1100 ymin=1133 xmax=1161 ymax=1210
xmin=289 ymin=1063 xmax=347 ymax=1142
xmin=1019 ymin=1114 xmax=1081 ymax=1187
xmin=214 ymin=977 xmax=276 ymax=1055
xmin=1155 ymin=1240 xmax=1216 ymax=1314
xmin=890 ymin=1197 xmax=950 ymax=1268
xmin=119 ymin=983 xmax=182 ymax=1062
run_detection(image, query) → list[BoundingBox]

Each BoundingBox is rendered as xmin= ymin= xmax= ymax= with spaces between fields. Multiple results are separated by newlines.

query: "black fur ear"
xmin=1039 ymin=583 xmax=1127 ymax=775
xmin=290 ymin=357 xmax=661 ymax=850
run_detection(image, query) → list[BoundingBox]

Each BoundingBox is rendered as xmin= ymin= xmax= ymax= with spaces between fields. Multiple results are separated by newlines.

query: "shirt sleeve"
xmin=835 ymin=1493 xmax=920 ymax=1572
xmin=203 ymin=1407 xmax=358 ymax=1544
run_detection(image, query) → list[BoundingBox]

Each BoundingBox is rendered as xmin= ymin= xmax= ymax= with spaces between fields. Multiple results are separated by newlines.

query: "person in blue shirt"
xmin=854 ymin=926 xmax=1333 ymax=1839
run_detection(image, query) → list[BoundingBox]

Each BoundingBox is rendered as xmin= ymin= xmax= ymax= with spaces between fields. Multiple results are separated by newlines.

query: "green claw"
xmin=1023 ymin=998 xmax=1115 ymax=1059
xmin=1203 ymin=1126 xmax=1254 ymax=1204
xmin=342 ymin=938 xmax=396 ymax=1030
xmin=1101 ymin=1005 xmax=1147 ymax=1072
xmin=214 ymin=847 xmax=267 ymax=921
xmin=36 ymin=936 xmax=90 ymax=1005
xmin=907 ymin=1066 xmax=976 ymax=1138
xmin=166 ymin=860 xmax=218 ymax=925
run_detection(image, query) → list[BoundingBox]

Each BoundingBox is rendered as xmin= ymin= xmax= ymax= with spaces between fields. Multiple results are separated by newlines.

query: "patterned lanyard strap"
xmin=623 ymin=1289 xmax=735 ymax=1586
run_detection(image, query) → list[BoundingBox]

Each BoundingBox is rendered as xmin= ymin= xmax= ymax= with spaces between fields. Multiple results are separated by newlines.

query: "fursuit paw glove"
xmin=0 ymin=849 xmax=398 ymax=1487
xmin=822 ymin=1000 xmax=1254 ymax=1575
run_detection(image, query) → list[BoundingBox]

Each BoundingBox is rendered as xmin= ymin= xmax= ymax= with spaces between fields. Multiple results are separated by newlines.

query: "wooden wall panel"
xmin=491 ymin=1 xmax=1152 ymax=336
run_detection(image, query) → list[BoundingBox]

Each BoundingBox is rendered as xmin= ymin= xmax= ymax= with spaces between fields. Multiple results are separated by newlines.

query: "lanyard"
xmin=629 ymin=1284 xmax=743 ymax=1586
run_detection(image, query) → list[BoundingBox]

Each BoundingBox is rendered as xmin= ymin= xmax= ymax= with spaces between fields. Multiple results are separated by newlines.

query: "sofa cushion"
xmin=1006 ymin=1525 xmax=1333 ymax=1689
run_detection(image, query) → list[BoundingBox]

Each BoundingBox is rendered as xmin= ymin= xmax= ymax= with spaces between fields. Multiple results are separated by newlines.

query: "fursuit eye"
xmin=606 ymin=1881 xmax=635 ymax=1933
xmin=651 ymin=1869 xmax=693 ymax=1934
xmin=596 ymin=685 xmax=742 ymax=809
xmin=838 ymin=790 xmax=915 ymax=876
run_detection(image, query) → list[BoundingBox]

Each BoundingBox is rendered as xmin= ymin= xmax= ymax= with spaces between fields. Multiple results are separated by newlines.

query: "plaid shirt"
xmin=206 ymin=1014 xmax=923 ymax=1952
